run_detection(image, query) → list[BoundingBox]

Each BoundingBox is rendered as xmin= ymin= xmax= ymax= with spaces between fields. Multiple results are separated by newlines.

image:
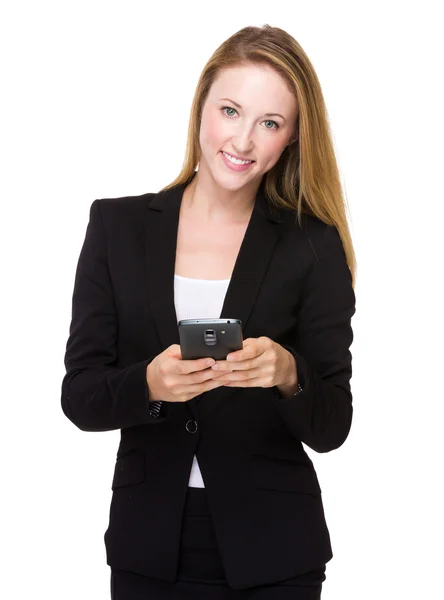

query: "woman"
xmin=61 ymin=24 xmax=356 ymax=599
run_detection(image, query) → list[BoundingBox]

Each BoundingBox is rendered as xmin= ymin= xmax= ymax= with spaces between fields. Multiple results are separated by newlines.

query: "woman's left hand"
xmin=209 ymin=336 xmax=298 ymax=390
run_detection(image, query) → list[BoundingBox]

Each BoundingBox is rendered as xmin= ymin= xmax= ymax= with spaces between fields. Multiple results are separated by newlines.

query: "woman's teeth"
xmin=222 ymin=151 xmax=253 ymax=165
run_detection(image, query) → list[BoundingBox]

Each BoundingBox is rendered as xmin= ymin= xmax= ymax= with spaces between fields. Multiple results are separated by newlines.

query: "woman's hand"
xmin=208 ymin=336 xmax=299 ymax=393
xmin=146 ymin=345 xmax=227 ymax=403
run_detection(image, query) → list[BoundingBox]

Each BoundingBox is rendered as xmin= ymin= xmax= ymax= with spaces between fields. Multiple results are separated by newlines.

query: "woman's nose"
xmin=231 ymin=136 xmax=254 ymax=156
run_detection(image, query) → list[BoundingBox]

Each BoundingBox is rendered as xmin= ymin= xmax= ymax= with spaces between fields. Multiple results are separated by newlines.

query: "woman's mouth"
xmin=220 ymin=151 xmax=255 ymax=172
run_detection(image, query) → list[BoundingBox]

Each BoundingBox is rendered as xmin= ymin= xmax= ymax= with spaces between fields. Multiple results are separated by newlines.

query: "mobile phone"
xmin=178 ymin=318 xmax=243 ymax=360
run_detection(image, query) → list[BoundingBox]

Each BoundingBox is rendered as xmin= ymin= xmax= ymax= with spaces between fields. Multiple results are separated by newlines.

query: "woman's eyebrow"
xmin=218 ymin=97 xmax=286 ymax=122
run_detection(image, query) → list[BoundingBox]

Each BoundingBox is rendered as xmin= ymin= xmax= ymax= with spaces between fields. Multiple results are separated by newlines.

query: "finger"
xmin=180 ymin=377 xmax=228 ymax=396
xmin=226 ymin=337 xmax=266 ymax=362
xmin=191 ymin=365 xmax=226 ymax=383
xmin=167 ymin=344 xmax=183 ymax=359
xmin=173 ymin=357 xmax=215 ymax=375
xmin=173 ymin=378 xmax=227 ymax=401
xmin=213 ymin=348 xmax=263 ymax=370
xmin=210 ymin=367 xmax=261 ymax=383
xmin=221 ymin=374 xmax=268 ymax=388
xmin=209 ymin=369 xmax=234 ymax=378
xmin=211 ymin=359 xmax=232 ymax=371
xmin=211 ymin=360 xmax=250 ymax=372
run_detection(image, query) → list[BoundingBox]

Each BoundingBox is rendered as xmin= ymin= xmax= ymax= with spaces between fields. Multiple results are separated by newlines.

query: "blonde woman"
xmin=62 ymin=24 xmax=357 ymax=600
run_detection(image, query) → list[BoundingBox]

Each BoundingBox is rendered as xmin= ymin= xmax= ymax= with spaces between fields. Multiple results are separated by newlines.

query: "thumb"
xmin=167 ymin=344 xmax=182 ymax=359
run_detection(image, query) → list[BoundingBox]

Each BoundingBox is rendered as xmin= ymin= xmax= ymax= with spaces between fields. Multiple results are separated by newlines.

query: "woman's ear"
xmin=287 ymin=131 xmax=298 ymax=146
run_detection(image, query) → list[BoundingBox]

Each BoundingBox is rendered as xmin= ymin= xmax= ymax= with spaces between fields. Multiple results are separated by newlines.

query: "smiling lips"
xmin=222 ymin=150 xmax=254 ymax=163
xmin=221 ymin=151 xmax=255 ymax=172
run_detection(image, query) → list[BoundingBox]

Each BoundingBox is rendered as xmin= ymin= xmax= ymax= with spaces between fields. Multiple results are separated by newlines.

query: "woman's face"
xmin=198 ymin=62 xmax=298 ymax=192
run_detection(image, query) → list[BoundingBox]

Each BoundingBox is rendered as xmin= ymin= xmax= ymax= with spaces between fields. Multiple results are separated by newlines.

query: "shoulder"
xmin=90 ymin=191 xmax=157 ymax=230
xmin=94 ymin=191 xmax=156 ymax=215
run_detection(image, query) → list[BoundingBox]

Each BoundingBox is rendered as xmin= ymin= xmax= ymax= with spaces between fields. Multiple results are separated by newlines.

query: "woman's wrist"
xmin=275 ymin=380 xmax=302 ymax=399
xmin=274 ymin=348 xmax=303 ymax=398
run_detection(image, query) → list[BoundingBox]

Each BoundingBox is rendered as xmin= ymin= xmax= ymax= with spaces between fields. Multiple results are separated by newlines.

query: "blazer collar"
xmin=143 ymin=173 xmax=284 ymax=416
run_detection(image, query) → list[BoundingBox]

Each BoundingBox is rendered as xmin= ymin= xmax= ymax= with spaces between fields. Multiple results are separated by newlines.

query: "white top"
xmin=148 ymin=273 xmax=231 ymax=488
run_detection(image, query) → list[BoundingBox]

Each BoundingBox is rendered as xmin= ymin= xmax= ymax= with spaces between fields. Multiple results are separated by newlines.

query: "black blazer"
xmin=61 ymin=173 xmax=356 ymax=590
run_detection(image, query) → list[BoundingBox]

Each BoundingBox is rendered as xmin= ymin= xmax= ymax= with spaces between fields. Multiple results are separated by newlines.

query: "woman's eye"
xmin=263 ymin=120 xmax=279 ymax=130
xmin=221 ymin=107 xmax=279 ymax=130
xmin=222 ymin=106 xmax=237 ymax=118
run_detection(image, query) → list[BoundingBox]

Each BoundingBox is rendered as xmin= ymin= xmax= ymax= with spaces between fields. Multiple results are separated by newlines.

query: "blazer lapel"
xmin=143 ymin=174 xmax=283 ymax=417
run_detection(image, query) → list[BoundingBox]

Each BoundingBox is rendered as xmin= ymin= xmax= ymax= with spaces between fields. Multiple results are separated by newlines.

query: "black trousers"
xmin=110 ymin=486 xmax=326 ymax=599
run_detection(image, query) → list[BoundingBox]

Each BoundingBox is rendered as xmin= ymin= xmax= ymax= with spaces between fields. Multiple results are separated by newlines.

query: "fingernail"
xmin=211 ymin=363 xmax=219 ymax=370
xmin=206 ymin=359 xmax=215 ymax=367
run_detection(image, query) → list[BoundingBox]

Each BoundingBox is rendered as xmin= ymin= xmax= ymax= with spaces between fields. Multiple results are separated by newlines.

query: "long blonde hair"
xmin=159 ymin=24 xmax=357 ymax=287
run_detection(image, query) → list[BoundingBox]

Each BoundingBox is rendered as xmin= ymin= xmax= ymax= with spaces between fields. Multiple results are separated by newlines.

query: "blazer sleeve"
xmin=273 ymin=223 xmax=356 ymax=453
xmin=61 ymin=199 xmax=169 ymax=432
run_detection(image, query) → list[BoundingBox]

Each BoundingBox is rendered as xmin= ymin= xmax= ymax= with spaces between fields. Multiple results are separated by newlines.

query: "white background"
xmin=1 ymin=1 xmax=443 ymax=598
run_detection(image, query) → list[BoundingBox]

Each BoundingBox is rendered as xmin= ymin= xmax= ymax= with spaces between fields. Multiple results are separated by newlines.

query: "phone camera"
xmin=203 ymin=329 xmax=217 ymax=346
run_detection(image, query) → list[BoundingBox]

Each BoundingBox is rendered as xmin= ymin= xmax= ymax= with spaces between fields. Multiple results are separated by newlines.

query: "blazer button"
xmin=185 ymin=419 xmax=198 ymax=434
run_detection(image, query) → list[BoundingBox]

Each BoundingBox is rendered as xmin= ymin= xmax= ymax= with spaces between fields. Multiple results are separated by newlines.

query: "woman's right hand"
xmin=146 ymin=344 xmax=228 ymax=403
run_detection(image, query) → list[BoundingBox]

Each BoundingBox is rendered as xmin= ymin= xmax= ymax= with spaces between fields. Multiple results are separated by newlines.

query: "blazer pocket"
xmin=111 ymin=449 xmax=145 ymax=489
xmin=249 ymin=454 xmax=322 ymax=495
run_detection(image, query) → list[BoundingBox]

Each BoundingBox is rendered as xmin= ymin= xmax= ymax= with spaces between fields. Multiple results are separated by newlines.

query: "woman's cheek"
xmin=201 ymin=110 xmax=223 ymax=146
xmin=265 ymin=138 xmax=290 ymax=167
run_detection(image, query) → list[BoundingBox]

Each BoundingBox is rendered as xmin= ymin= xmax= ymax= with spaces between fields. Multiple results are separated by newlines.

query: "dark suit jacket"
xmin=61 ymin=173 xmax=356 ymax=589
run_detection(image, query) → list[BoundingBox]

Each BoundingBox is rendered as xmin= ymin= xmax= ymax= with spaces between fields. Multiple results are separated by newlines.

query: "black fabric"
xmin=110 ymin=486 xmax=325 ymax=599
xmin=61 ymin=176 xmax=355 ymax=589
